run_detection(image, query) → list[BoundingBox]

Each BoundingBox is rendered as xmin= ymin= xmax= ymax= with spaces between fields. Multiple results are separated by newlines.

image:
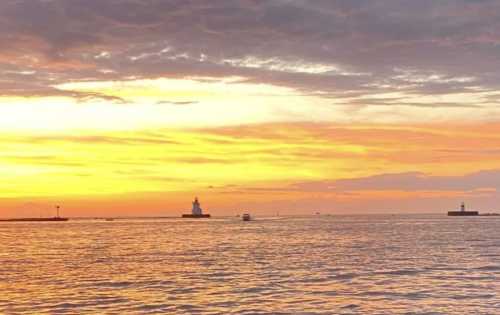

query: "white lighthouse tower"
xmin=192 ymin=197 xmax=203 ymax=215
xmin=182 ymin=197 xmax=210 ymax=218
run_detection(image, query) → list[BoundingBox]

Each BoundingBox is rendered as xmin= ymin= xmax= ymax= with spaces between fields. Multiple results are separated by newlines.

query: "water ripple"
xmin=0 ymin=215 xmax=499 ymax=314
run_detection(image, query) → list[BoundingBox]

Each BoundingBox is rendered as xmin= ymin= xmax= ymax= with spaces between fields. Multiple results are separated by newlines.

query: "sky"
xmin=1 ymin=0 xmax=500 ymax=217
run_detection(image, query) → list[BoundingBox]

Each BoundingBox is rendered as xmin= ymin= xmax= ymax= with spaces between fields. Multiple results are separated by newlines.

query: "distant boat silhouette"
xmin=0 ymin=205 xmax=69 ymax=222
xmin=242 ymin=213 xmax=251 ymax=221
xmin=182 ymin=197 xmax=211 ymax=218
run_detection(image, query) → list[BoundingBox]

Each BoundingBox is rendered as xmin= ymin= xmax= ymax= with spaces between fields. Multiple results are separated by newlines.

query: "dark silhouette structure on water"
xmin=448 ymin=202 xmax=479 ymax=216
xmin=0 ymin=205 xmax=69 ymax=222
xmin=182 ymin=197 xmax=211 ymax=218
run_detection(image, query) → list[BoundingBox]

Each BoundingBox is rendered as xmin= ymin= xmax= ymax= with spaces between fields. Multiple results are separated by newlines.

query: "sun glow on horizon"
xmin=1 ymin=122 xmax=500 ymax=216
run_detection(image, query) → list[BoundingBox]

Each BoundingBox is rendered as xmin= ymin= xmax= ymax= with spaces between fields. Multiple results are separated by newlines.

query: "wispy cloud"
xmin=156 ymin=100 xmax=198 ymax=106
xmin=290 ymin=170 xmax=500 ymax=193
xmin=1 ymin=0 xmax=500 ymax=121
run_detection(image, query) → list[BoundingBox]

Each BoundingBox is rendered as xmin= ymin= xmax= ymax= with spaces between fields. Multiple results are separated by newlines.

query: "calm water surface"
xmin=1 ymin=215 xmax=499 ymax=314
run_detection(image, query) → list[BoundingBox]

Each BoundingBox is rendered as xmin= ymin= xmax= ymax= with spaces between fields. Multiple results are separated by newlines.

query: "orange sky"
xmin=2 ymin=122 xmax=500 ymax=217
xmin=2 ymin=1 xmax=500 ymax=217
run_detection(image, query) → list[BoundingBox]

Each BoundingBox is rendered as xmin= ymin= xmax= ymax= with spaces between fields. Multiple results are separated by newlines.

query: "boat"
xmin=182 ymin=197 xmax=211 ymax=218
xmin=0 ymin=205 xmax=69 ymax=222
xmin=242 ymin=213 xmax=251 ymax=221
xmin=448 ymin=202 xmax=479 ymax=216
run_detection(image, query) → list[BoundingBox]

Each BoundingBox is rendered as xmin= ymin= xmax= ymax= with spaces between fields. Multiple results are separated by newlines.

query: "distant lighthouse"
xmin=182 ymin=197 xmax=211 ymax=218
xmin=192 ymin=197 xmax=203 ymax=215
xmin=448 ymin=202 xmax=479 ymax=216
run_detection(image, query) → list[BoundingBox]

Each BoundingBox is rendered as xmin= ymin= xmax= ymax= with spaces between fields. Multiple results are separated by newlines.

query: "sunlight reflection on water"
xmin=0 ymin=215 xmax=499 ymax=314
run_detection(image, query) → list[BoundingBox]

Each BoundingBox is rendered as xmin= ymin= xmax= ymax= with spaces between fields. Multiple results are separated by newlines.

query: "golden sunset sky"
xmin=2 ymin=1 xmax=500 ymax=217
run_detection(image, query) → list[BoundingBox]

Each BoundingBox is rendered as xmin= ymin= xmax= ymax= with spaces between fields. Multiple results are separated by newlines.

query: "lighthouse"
xmin=448 ymin=202 xmax=479 ymax=216
xmin=182 ymin=197 xmax=211 ymax=218
xmin=192 ymin=197 xmax=203 ymax=215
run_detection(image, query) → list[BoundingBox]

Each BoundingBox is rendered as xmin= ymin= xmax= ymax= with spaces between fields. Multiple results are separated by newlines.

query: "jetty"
xmin=0 ymin=205 xmax=69 ymax=222
xmin=0 ymin=217 xmax=68 ymax=222
xmin=182 ymin=197 xmax=211 ymax=218
xmin=448 ymin=202 xmax=479 ymax=216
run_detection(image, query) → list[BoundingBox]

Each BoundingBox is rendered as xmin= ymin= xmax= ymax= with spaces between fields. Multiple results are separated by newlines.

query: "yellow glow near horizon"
xmin=0 ymin=127 xmax=361 ymax=199
xmin=1 ymin=123 xmax=500 ymax=202
xmin=2 ymin=76 xmax=500 ymax=216
xmin=1 ymin=122 xmax=500 ymax=216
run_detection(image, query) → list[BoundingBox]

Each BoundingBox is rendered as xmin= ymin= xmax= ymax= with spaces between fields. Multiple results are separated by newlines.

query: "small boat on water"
xmin=182 ymin=197 xmax=211 ymax=218
xmin=242 ymin=213 xmax=251 ymax=221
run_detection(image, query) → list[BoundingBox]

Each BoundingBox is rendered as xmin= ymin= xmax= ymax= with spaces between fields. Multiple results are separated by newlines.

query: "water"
xmin=1 ymin=215 xmax=499 ymax=314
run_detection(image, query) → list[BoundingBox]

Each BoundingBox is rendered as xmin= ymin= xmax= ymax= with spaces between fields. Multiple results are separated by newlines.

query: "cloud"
xmin=25 ymin=135 xmax=180 ymax=146
xmin=290 ymin=170 xmax=500 ymax=192
xmin=0 ymin=155 xmax=86 ymax=167
xmin=156 ymin=100 xmax=198 ymax=106
xmin=1 ymin=0 xmax=500 ymax=117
